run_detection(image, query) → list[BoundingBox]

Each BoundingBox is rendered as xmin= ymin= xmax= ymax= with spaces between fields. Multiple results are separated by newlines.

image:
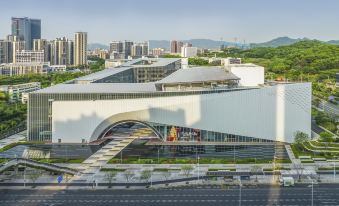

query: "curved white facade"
xmin=51 ymin=83 xmax=311 ymax=143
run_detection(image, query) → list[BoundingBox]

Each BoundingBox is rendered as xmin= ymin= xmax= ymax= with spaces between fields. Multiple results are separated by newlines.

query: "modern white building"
xmin=181 ymin=46 xmax=198 ymax=57
xmin=28 ymin=58 xmax=311 ymax=147
xmin=225 ymin=63 xmax=265 ymax=87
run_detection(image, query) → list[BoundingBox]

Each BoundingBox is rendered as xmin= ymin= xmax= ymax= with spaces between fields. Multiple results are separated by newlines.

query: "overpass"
xmin=0 ymin=158 xmax=78 ymax=175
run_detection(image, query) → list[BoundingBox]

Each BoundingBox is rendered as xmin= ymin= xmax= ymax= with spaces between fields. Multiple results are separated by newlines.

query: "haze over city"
xmin=1 ymin=0 xmax=339 ymax=43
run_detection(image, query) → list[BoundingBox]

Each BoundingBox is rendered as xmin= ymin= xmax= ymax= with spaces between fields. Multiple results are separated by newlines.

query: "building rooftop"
xmin=120 ymin=58 xmax=181 ymax=67
xmin=156 ymin=67 xmax=240 ymax=84
xmin=74 ymin=67 xmax=132 ymax=82
xmin=34 ymin=83 xmax=157 ymax=94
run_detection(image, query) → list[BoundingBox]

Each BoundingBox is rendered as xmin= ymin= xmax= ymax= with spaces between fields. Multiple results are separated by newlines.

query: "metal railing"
xmin=0 ymin=158 xmax=79 ymax=175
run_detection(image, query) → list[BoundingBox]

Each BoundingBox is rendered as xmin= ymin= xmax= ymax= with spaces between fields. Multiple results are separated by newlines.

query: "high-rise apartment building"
xmin=11 ymin=17 xmax=41 ymax=50
xmin=33 ymin=39 xmax=50 ymax=62
xmin=12 ymin=40 xmax=26 ymax=63
xmin=151 ymin=48 xmax=165 ymax=56
xmin=109 ymin=41 xmax=123 ymax=54
xmin=131 ymin=42 xmax=149 ymax=57
xmin=177 ymin=41 xmax=184 ymax=53
xmin=74 ymin=32 xmax=87 ymax=65
xmin=170 ymin=40 xmax=177 ymax=53
xmin=0 ymin=40 xmax=13 ymax=63
xmin=123 ymin=40 xmax=133 ymax=59
xmin=170 ymin=40 xmax=184 ymax=53
xmin=50 ymin=37 xmax=74 ymax=65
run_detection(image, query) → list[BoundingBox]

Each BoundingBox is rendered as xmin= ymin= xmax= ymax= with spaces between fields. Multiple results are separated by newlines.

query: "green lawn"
xmin=107 ymin=158 xmax=291 ymax=164
xmin=291 ymin=143 xmax=339 ymax=159
xmin=36 ymin=158 xmax=85 ymax=164
xmin=0 ymin=141 xmax=44 ymax=153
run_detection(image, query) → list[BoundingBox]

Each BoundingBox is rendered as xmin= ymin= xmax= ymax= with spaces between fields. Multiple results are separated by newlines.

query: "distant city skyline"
xmin=1 ymin=0 xmax=339 ymax=44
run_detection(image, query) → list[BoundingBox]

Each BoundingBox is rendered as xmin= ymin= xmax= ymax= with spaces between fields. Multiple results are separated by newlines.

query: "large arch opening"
xmin=95 ymin=120 xmax=163 ymax=143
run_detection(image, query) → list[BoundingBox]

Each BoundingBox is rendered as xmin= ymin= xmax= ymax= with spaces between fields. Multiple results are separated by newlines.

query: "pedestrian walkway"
xmin=0 ymin=158 xmax=78 ymax=175
xmin=0 ymin=130 xmax=26 ymax=150
xmin=285 ymin=144 xmax=300 ymax=164
xmin=71 ymin=127 xmax=156 ymax=183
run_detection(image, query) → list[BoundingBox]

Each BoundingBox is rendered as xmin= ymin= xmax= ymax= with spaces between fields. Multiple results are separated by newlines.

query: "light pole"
xmin=239 ymin=178 xmax=242 ymax=206
xmin=23 ymin=157 xmax=26 ymax=188
xmin=150 ymin=166 xmax=153 ymax=188
xmin=311 ymin=179 xmax=314 ymax=206
xmin=333 ymin=160 xmax=336 ymax=181
xmin=197 ymin=155 xmax=200 ymax=183
xmin=120 ymin=151 xmax=123 ymax=164
xmin=157 ymin=148 xmax=160 ymax=164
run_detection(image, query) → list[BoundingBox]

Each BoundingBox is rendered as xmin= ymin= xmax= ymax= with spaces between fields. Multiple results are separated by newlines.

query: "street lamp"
xmin=197 ymin=155 xmax=200 ymax=183
xmin=120 ymin=151 xmax=123 ymax=164
xmin=311 ymin=179 xmax=314 ymax=206
xmin=308 ymin=176 xmax=314 ymax=206
xmin=157 ymin=148 xmax=160 ymax=164
xmin=333 ymin=160 xmax=336 ymax=181
xmin=239 ymin=177 xmax=242 ymax=206
xmin=150 ymin=166 xmax=153 ymax=188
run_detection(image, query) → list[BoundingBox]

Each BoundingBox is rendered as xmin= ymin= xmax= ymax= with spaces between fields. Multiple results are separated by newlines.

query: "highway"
xmin=0 ymin=184 xmax=339 ymax=206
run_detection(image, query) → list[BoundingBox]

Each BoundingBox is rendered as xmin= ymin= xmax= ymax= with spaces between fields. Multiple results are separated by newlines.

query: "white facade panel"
xmin=230 ymin=66 xmax=264 ymax=86
xmin=52 ymin=83 xmax=311 ymax=143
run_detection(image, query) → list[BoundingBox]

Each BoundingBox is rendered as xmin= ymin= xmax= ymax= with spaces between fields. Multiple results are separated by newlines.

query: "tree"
xmin=250 ymin=165 xmax=262 ymax=182
xmin=292 ymin=163 xmax=304 ymax=182
xmin=294 ymin=131 xmax=310 ymax=151
xmin=140 ymin=169 xmax=152 ymax=183
xmin=123 ymin=170 xmax=135 ymax=183
xmin=28 ymin=170 xmax=41 ymax=184
xmin=181 ymin=165 xmax=194 ymax=177
xmin=104 ymin=170 xmax=117 ymax=188
xmin=162 ymin=170 xmax=171 ymax=181
xmin=64 ymin=173 xmax=72 ymax=183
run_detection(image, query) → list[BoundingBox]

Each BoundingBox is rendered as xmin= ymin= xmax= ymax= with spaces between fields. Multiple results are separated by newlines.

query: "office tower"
xmin=170 ymin=40 xmax=177 ymax=53
xmin=11 ymin=17 xmax=41 ymax=50
xmin=74 ymin=32 xmax=87 ymax=65
xmin=109 ymin=41 xmax=123 ymax=54
xmin=51 ymin=37 xmax=73 ymax=65
xmin=33 ymin=39 xmax=50 ymax=62
xmin=123 ymin=40 xmax=133 ymax=59
xmin=30 ymin=19 xmax=41 ymax=45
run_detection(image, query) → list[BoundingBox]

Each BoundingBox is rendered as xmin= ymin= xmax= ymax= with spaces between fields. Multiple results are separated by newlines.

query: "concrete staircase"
xmin=71 ymin=125 xmax=157 ymax=183
xmin=71 ymin=136 xmax=138 ymax=182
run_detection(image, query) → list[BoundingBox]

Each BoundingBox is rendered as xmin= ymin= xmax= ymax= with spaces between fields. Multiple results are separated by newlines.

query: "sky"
xmin=0 ymin=0 xmax=339 ymax=44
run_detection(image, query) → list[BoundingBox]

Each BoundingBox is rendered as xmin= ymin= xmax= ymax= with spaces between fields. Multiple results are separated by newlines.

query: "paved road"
xmin=0 ymin=184 xmax=339 ymax=206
